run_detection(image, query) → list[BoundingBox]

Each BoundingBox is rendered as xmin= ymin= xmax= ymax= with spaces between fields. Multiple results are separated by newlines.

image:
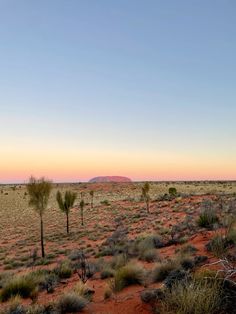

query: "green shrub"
xmin=0 ymin=272 xmax=13 ymax=289
xmin=100 ymin=268 xmax=115 ymax=279
xmin=152 ymin=260 xmax=179 ymax=283
xmin=68 ymin=250 xmax=81 ymax=261
xmin=0 ymin=275 xmax=37 ymax=301
xmin=169 ymin=187 xmax=177 ymax=196
xmin=110 ymin=254 xmax=128 ymax=270
xmin=160 ymin=278 xmax=222 ymax=314
xmin=73 ymin=281 xmax=94 ymax=301
xmin=176 ymin=244 xmax=197 ymax=255
xmin=54 ymin=260 xmax=73 ymax=279
xmin=25 ymin=304 xmax=56 ymax=314
xmin=198 ymin=208 xmax=219 ymax=228
xmin=56 ymin=292 xmax=88 ymax=313
xmin=100 ymin=200 xmax=110 ymax=206
xmin=138 ymin=234 xmax=164 ymax=249
xmin=194 ymin=269 xmax=218 ymax=281
xmin=113 ymin=263 xmax=145 ymax=291
xmin=140 ymin=288 xmax=164 ymax=303
xmin=227 ymin=225 xmax=236 ymax=244
xmin=3 ymin=296 xmax=26 ymax=314
xmin=34 ymin=258 xmax=51 ymax=266
xmin=206 ymin=234 xmax=228 ymax=257
xmin=139 ymin=249 xmax=157 ymax=262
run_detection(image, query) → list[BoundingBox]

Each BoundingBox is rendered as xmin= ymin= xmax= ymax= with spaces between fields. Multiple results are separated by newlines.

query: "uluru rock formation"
xmin=89 ymin=176 xmax=132 ymax=183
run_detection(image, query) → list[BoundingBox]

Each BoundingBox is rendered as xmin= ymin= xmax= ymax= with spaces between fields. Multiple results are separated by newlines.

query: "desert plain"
xmin=0 ymin=181 xmax=236 ymax=313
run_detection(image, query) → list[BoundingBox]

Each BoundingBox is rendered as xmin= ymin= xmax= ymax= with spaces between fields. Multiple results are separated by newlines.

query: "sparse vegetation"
xmin=79 ymin=199 xmax=85 ymax=226
xmin=0 ymin=182 xmax=236 ymax=312
xmin=159 ymin=277 xmax=222 ymax=314
xmin=56 ymin=190 xmax=77 ymax=234
xmin=27 ymin=176 xmax=52 ymax=257
xmin=113 ymin=263 xmax=145 ymax=291
xmin=141 ymin=182 xmax=150 ymax=213
xmin=89 ymin=190 xmax=94 ymax=210
xmin=198 ymin=205 xmax=219 ymax=228
xmin=0 ymin=275 xmax=37 ymax=301
xmin=169 ymin=187 xmax=177 ymax=197
xmin=152 ymin=260 xmax=180 ymax=282
xmin=56 ymin=292 xmax=88 ymax=313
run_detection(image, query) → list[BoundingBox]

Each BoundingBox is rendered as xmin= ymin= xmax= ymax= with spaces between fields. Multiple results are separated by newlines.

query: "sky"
xmin=0 ymin=0 xmax=236 ymax=183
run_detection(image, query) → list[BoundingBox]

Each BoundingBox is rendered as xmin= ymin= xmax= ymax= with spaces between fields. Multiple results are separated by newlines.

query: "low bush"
xmin=140 ymin=288 xmax=164 ymax=303
xmin=3 ymin=296 xmax=26 ymax=314
xmin=139 ymin=235 xmax=164 ymax=249
xmin=226 ymin=222 xmax=236 ymax=244
xmin=110 ymin=254 xmax=128 ymax=270
xmin=54 ymin=260 xmax=73 ymax=279
xmin=206 ymin=234 xmax=229 ymax=257
xmin=193 ymin=255 xmax=208 ymax=265
xmin=152 ymin=260 xmax=179 ymax=283
xmin=176 ymin=244 xmax=197 ymax=255
xmin=169 ymin=187 xmax=177 ymax=197
xmin=180 ymin=258 xmax=195 ymax=270
xmin=198 ymin=208 xmax=219 ymax=229
xmin=100 ymin=200 xmax=110 ymax=206
xmin=0 ymin=272 xmax=13 ymax=289
xmin=100 ymin=268 xmax=115 ymax=279
xmin=0 ymin=275 xmax=37 ymax=302
xmin=139 ymin=248 xmax=157 ymax=263
xmin=68 ymin=250 xmax=81 ymax=261
xmin=56 ymin=292 xmax=88 ymax=313
xmin=25 ymin=304 xmax=56 ymax=314
xmin=113 ymin=263 xmax=145 ymax=291
xmin=73 ymin=281 xmax=94 ymax=301
xmin=160 ymin=277 xmax=222 ymax=314
xmin=164 ymin=269 xmax=188 ymax=289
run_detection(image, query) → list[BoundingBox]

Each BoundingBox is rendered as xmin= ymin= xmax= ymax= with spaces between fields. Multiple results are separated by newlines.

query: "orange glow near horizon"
xmin=1 ymin=145 xmax=236 ymax=183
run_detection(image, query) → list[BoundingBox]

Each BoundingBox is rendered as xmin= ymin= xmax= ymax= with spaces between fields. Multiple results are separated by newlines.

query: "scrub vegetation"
xmin=0 ymin=180 xmax=236 ymax=313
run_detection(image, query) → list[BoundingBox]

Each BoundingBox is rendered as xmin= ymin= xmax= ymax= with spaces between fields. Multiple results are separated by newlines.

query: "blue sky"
xmin=0 ymin=0 xmax=236 ymax=182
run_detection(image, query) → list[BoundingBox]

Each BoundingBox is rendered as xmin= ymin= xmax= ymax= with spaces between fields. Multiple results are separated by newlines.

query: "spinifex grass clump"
xmin=0 ymin=275 xmax=37 ymax=301
xmin=159 ymin=277 xmax=223 ymax=314
xmin=134 ymin=234 xmax=163 ymax=262
xmin=152 ymin=259 xmax=180 ymax=283
xmin=113 ymin=263 xmax=145 ymax=292
xmin=56 ymin=292 xmax=88 ymax=313
xmin=54 ymin=260 xmax=73 ymax=279
xmin=198 ymin=205 xmax=219 ymax=229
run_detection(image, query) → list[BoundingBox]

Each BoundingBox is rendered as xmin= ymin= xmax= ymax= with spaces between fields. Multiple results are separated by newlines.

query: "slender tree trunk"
xmin=66 ymin=212 xmax=69 ymax=234
xmin=81 ymin=208 xmax=84 ymax=226
xmin=40 ymin=214 xmax=45 ymax=258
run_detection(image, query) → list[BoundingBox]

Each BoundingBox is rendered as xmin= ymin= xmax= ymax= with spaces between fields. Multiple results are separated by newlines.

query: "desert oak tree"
xmin=56 ymin=190 xmax=77 ymax=234
xmin=27 ymin=176 xmax=52 ymax=258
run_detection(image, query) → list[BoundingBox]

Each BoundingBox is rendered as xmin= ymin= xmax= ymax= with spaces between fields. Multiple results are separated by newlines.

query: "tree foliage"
xmin=27 ymin=176 xmax=52 ymax=215
xmin=142 ymin=182 xmax=150 ymax=213
xmin=56 ymin=190 xmax=77 ymax=234
xmin=56 ymin=190 xmax=77 ymax=214
xmin=27 ymin=176 xmax=52 ymax=257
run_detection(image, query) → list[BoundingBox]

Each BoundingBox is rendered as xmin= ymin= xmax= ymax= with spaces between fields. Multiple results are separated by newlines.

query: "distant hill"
xmin=89 ymin=176 xmax=132 ymax=183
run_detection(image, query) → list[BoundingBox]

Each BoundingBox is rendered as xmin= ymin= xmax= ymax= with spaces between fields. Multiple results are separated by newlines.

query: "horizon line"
xmin=1 ymin=179 xmax=236 ymax=185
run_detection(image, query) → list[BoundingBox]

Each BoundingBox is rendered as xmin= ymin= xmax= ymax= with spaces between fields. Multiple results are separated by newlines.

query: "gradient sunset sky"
xmin=1 ymin=0 xmax=236 ymax=183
